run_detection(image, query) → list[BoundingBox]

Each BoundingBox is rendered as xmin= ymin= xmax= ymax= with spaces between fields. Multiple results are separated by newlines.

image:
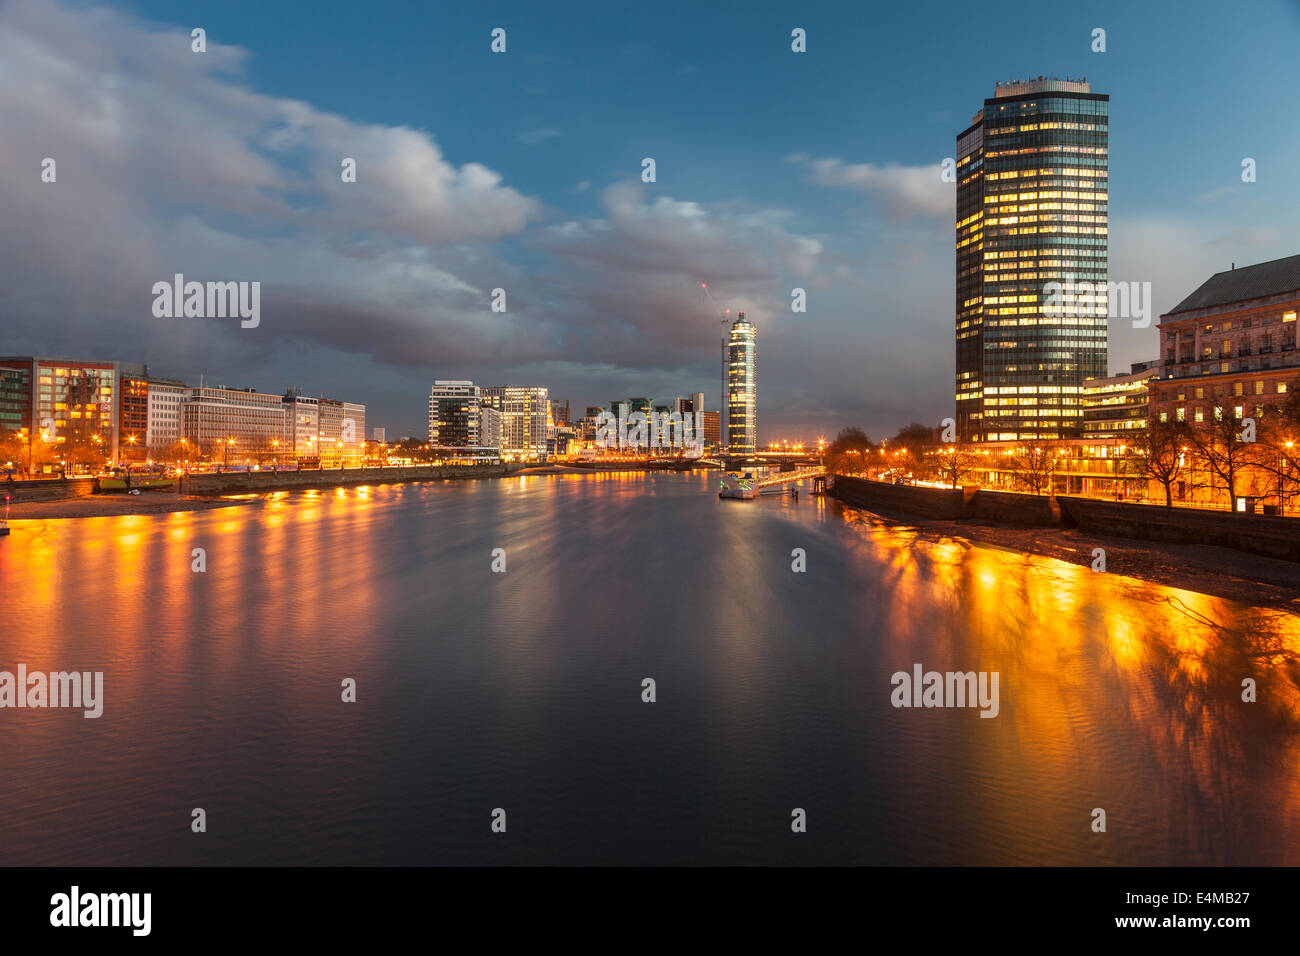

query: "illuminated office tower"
xmin=726 ymin=312 xmax=757 ymax=454
xmin=955 ymin=77 xmax=1109 ymax=441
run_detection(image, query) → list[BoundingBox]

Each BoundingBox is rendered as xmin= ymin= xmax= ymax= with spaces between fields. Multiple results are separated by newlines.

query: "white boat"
xmin=718 ymin=472 xmax=755 ymax=500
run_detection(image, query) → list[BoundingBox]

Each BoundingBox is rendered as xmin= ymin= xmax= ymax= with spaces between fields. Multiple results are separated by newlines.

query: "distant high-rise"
xmin=955 ymin=77 xmax=1109 ymax=441
xmin=726 ymin=313 xmax=757 ymax=454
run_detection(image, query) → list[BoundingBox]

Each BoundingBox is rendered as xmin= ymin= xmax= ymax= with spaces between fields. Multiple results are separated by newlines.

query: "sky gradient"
xmin=3 ymin=0 xmax=1298 ymax=439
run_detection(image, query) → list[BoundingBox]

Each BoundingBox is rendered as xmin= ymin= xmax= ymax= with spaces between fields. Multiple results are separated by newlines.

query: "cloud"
xmin=518 ymin=127 xmax=561 ymax=145
xmin=788 ymin=153 xmax=952 ymax=220
xmin=0 ymin=0 xmax=547 ymax=376
xmin=529 ymin=182 xmax=823 ymax=366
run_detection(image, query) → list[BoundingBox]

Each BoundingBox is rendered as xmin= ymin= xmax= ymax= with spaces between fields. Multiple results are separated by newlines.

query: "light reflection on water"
xmin=0 ymin=471 xmax=1297 ymax=865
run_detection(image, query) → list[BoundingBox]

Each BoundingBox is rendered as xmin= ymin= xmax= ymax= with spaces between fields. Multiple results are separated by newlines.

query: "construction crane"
xmin=701 ymin=283 xmax=730 ymax=453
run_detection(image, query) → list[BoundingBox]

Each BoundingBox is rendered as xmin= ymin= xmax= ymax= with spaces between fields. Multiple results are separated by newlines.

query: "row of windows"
xmin=1161 ymin=381 xmax=1288 ymax=401
xmin=1162 ymin=405 xmax=1266 ymax=423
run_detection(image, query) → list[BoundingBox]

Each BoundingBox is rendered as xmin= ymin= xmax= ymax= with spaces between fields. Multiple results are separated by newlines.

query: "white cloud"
xmin=0 ymin=0 xmax=544 ymax=373
xmin=789 ymin=154 xmax=952 ymax=220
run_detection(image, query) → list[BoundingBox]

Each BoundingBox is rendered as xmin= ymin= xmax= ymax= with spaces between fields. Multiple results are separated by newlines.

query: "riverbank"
xmin=6 ymin=492 xmax=254 ymax=520
xmin=836 ymin=502 xmax=1300 ymax=614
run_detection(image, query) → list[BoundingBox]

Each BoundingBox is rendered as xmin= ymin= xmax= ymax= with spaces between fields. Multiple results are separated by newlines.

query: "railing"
xmin=754 ymin=467 xmax=825 ymax=488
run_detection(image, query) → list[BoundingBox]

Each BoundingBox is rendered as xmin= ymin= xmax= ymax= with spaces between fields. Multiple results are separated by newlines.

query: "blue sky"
xmin=4 ymin=0 xmax=1299 ymax=438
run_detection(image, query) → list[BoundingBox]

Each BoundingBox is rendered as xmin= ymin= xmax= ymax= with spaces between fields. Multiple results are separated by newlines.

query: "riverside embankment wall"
xmin=182 ymin=463 xmax=509 ymax=495
xmin=2 ymin=477 xmax=98 ymax=502
xmin=829 ymin=475 xmax=1300 ymax=563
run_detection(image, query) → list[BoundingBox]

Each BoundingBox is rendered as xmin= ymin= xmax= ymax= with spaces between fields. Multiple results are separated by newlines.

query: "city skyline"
xmin=3 ymin=0 xmax=1299 ymax=440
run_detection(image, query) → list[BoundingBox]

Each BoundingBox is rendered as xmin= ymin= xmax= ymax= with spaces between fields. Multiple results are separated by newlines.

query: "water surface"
xmin=2 ymin=472 xmax=1298 ymax=865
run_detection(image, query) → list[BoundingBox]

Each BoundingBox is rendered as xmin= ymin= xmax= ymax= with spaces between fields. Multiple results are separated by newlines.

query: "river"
xmin=1 ymin=471 xmax=1297 ymax=864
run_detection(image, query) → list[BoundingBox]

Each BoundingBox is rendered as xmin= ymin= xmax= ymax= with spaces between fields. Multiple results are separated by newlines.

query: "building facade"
xmin=1081 ymin=364 xmax=1157 ymax=439
xmin=1149 ymin=255 xmax=1300 ymax=427
xmin=428 ymin=381 xmax=502 ymax=461
xmin=146 ymin=377 xmax=188 ymax=453
xmin=482 ymin=386 xmax=548 ymax=460
xmin=956 ymin=77 xmax=1109 ymax=442
xmin=119 ymin=371 xmax=150 ymax=460
xmin=0 ymin=356 xmax=120 ymax=465
xmin=182 ymin=385 xmax=288 ymax=462
xmin=726 ymin=313 xmax=757 ymax=454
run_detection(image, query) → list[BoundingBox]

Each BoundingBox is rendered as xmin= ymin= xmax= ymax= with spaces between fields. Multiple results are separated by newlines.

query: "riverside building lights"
xmin=595 ymin=403 xmax=704 ymax=455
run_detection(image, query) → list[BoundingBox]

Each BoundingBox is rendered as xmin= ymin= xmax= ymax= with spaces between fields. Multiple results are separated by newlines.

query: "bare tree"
xmin=1123 ymin=421 xmax=1190 ymax=507
xmin=1257 ymin=392 xmax=1300 ymax=510
xmin=1184 ymin=407 xmax=1267 ymax=512
xmin=1009 ymin=442 xmax=1062 ymax=495
xmin=932 ymin=444 xmax=980 ymax=488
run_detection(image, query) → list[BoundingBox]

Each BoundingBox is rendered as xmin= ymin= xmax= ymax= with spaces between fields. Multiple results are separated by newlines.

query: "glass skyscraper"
xmin=955 ymin=77 xmax=1109 ymax=442
xmin=726 ymin=312 xmax=757 ymax=454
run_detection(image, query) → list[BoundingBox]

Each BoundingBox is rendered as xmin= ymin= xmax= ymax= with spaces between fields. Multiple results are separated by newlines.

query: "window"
xmin=1160 ymin=411 xmax=1169 ymax=423
xmin=1255 ymin=381 xmax=1264 ymax=395
xmin=1280 ymin=382 xmax=1289 ymax=394
xmin=1175 ymin=407 xmax=1185 ymax=422
xmin=1214 ymin=407 xmax=1223 ymax=421
xmin=1195 ymin=387 xmax=1204 ymax=399
xmin=1234 ymin=405 xmax=1244 ymax=420
xmin=1194 ymin=408 xmax=1205 ymax=422
xmin=1285 ymin=311 xmax=1297 ymax=323
xmin=1233 ymin=382 xmax=1243 ymax=396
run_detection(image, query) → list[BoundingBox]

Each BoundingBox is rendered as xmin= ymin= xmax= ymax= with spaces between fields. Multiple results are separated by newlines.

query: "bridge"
xmin=753 ymin=466 xmax=825 ymax=489
xmin=699 ymin=454 xmax=823 ymax=470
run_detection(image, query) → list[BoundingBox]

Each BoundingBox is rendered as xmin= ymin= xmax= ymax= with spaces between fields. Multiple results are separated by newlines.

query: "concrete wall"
xmin=965 ymin=488 xmax=1059 ymax=526
xmin=1057 ymin=496 xmax=1300 ymax=563
xmin=829 ymin=476 xmax=966 ymax=519
xmin=181 ymin=463 xmax=508 ymax=495
xmin=1 ymin=476 xmax=98 ymax=502
xmin=829 ymin=475 xmax=1300 ymax=562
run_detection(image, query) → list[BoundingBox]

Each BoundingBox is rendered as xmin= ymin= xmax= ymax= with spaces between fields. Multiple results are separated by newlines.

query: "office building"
xmin=429 ymin=381 xmax=502 ymax=461
xmin=119 ymin=370 xmax=149 ymax=460
xmin=0 ymin=356 xmax=120 ymax=462
xmin=183 ymin=385 xmax=287 ymax=462
xmin=482 ymin=385 xmax=548 ymax=460
xmin=955 ymin=77 xmax=1109 ymax=441
xmin=146 ymin=377 xmax=188 ymax=453
xmin=1081 ymin=365 xmax=1157 ymax=439
xmin=702 ymin=410 xmax=721 ymax=449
